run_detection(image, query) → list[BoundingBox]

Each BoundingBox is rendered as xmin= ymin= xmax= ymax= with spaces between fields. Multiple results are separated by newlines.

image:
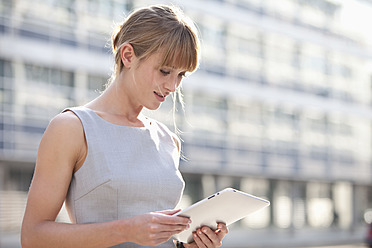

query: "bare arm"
xmin=21 ymin=112 xmax=190 ymax=248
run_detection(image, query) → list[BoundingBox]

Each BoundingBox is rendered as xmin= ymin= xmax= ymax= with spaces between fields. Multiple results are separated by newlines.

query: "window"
xmin=198 ymin=17 xmax=227 ymax=75
xmin=88 ymin=74 xmax=108 ymax=92
xmin=0 ymin=59 xmax=14 ymax=104
xmin=0 ymin=59 xmax=13 ymax=78
xmin=25 ymin=63 xmax=74 ymax=87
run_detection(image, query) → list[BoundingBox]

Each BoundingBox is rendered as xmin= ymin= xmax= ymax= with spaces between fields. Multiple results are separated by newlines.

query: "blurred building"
xmin=1 ymin=0 xmax=372 ymax=247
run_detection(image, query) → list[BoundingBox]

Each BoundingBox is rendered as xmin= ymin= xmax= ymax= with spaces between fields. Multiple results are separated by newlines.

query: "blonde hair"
xmin=110 ymin=5 xmax=200 ymax=144
xmin=111 ymin=4 xmax=200 ymax=79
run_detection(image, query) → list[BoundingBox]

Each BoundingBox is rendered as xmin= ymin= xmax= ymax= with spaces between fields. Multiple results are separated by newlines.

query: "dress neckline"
xmin=82 ymin=106 xmax=152 ymax=130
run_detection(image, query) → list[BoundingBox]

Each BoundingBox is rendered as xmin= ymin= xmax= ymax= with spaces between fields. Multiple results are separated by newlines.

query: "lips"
xmin=154 ymin=91 xmax=165 ymax=98
xmin=154 ymin=91 xmax=166 ymax=102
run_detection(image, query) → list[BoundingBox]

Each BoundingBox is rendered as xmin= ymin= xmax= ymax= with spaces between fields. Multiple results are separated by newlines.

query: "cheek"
xmin=151 ymin=73 xmax=163 ymax=86
xmin=135 ymin=69 xmax=156 ymax=87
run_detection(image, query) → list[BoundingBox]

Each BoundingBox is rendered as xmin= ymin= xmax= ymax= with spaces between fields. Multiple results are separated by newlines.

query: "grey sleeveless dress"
xmin=64 ymin=106 xmax=185 ymax=248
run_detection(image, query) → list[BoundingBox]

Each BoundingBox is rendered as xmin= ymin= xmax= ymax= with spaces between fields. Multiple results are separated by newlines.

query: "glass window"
xmin=332 ymin=182 xmax=353 ymax=229
xmin=304 ymin=111 xmax=327 ymax=133
xmin=198 ymin=16 xmax=227 ymax=75
xmin=273 ymin=180 xmax=292 ymax=228
xmin=298 ymin=0 xmax=328 ymax=28
xmin=88 ymin=0 xmax=113 ymax=17
xmin=179 ymin=173 xmax=203 ymax=208
xmin=307 ymin=182 xmax=333 ymax=228
xmin=227 ymin=24 xmax=263 ymax=81
xmin=8 ymin=167 xmax=33 ymax=191
xmin=234 ymin=101 xmax=261 ymax=123
xmin=200 ymin=21 xmax=226 ymax=49
xmin=264 ymin=33 xmax=297 ymax=86
xmin=51 ymin=68 xmax=74 ymax=87
xmin=25 ymin=63 xmax=74 ymax=87
xmin=264 ymin=0 xmax=298 ymax=20
xmin=55 ymin=0 xmax=75 ymax=12
xmin=0 ymin=59 xmax=12 ymax=78
xmin=333 ymin=149 xmax=355 ymax=165
xmin=229 ymin=24 xmax=262 ymax=57
xmin=310 ymin=145 xmax=328 ymax=161
xmin=233 ymin=0 xmax=262 ymax=13
xmin=87 ymin=74 xmax=108 ymax=92
xmin=25 ymin=64 xmax=49 ymax=84
xmin=274 ymin=106 xmax=298 ymax=126
xmin=292 ymin=182 xmax=307 ymax=228
xmin=241 ymin=178 xmax=270 ymax=228
xmin=0 ymin=0 xmax=13 ymax=16
xmin=301 ymin=43 xmax=326 ymax=75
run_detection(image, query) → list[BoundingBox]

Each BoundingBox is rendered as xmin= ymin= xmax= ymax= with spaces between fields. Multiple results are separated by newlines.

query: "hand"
xmin=126 ymin=209 xmax=190 ymax=246
xmin=184 ymin=223 xmax=228 ymax=248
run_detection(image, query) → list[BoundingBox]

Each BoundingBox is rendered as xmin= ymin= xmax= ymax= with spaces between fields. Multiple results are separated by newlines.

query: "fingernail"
xmin=202 ymin=228 xmax=207 ymax=233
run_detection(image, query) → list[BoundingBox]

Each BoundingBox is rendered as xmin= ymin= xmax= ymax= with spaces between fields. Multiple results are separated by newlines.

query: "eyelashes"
xmin=160 ymin=69 xmax=171 ymax=75
xmin=160 ymin=69 xmax=187 ymax=78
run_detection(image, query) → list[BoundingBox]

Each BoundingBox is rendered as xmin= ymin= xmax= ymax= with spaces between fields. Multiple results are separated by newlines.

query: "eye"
xmin=160 ymin=69 xmax=170 ymax=75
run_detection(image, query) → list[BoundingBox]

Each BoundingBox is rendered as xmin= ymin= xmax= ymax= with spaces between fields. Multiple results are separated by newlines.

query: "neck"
xmin=86 ymin=76 xmax=144 ymax=122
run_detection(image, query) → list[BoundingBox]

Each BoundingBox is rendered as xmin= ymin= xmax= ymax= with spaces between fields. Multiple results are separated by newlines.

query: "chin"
xmin=146 ymin=104 xmax=162 ymax=111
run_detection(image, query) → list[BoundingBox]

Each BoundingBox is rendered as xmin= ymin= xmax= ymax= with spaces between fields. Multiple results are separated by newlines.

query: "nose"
xmin=165 ymin=76 xmax=181 ymax=93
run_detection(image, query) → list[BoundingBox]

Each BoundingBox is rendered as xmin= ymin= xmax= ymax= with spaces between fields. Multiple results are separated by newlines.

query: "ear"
xmin=120 ymin=43 xmax=136 ymax=69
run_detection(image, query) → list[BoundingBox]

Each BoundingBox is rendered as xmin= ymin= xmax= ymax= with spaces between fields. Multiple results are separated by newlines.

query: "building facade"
xmin=1 ymin=0 xmax=372 ymax=246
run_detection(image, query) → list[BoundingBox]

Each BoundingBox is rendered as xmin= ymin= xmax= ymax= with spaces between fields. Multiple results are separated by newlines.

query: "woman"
xmin=21 ymin=4 xmax=228 ymax=248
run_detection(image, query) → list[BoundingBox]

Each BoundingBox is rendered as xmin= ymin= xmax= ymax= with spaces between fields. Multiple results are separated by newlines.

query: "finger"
xmin=201 ymin=227 xmax=222 ymax=247
xmin=146 ymin=228 xmax=188 ymax=244
xmin=215 ymin=223 xmax=228 ymax=240
xmin=154 ymin=213 xmax=191 ymax=226
xmin=195 ymin=228 xmax=214 ymax=248
xmin=153 ymin=223 xmax=190 ymax=233
xmin=157 ymin=209 xmax=182 ymax=215
xmin=193 ymin=232 xmax=207 ymax=248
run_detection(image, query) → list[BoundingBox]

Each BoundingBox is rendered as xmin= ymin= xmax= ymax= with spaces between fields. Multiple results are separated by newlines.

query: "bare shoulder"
xmin=39 ymin=110 xmax=86 ymax=165
xmin=48 ymin=110 xmax=83 ymax=132
xmin=44 ymin=110 xmax=85 ymax=142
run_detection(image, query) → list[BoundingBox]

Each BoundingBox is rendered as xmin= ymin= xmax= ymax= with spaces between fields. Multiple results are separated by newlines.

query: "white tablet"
xmin=173 ymin=188 xmax=270 ymax=243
